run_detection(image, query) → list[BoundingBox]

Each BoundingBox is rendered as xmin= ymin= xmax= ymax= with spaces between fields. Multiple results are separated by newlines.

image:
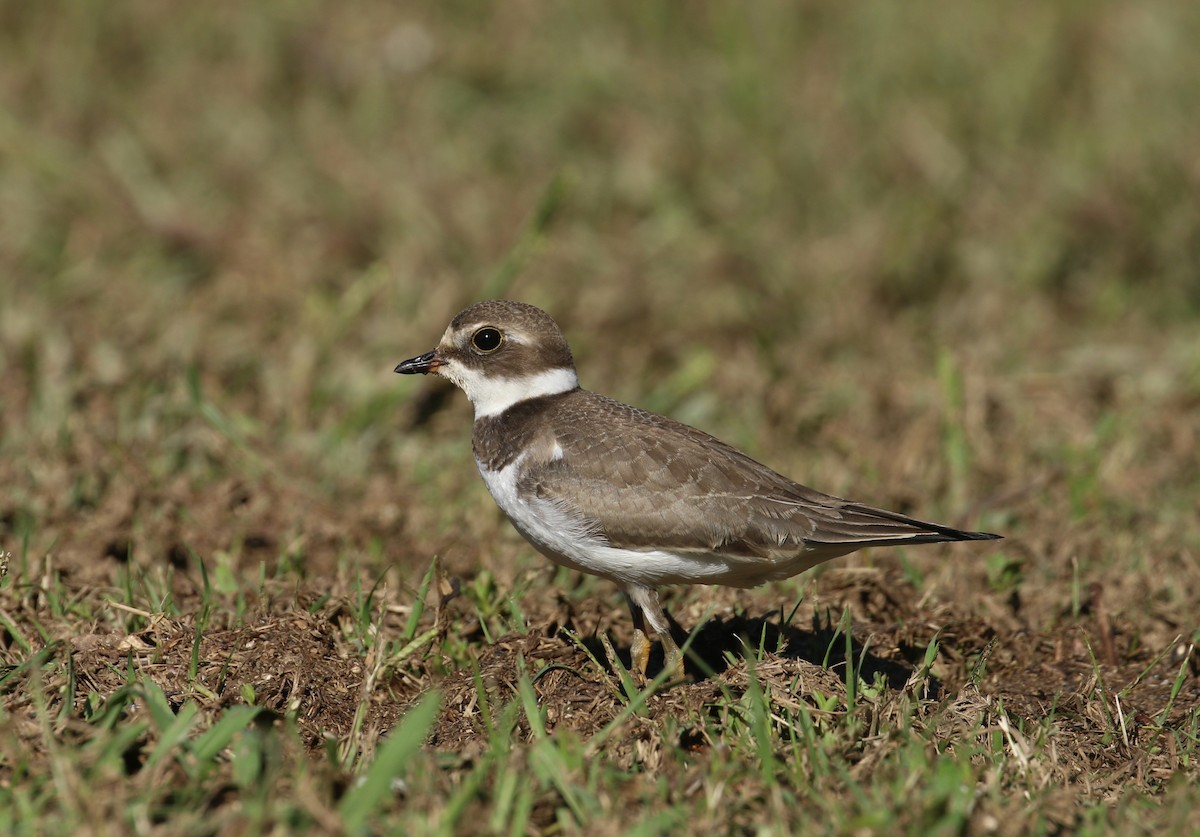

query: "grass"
xmin=3 ymin=1 xmax=1200 ymax=834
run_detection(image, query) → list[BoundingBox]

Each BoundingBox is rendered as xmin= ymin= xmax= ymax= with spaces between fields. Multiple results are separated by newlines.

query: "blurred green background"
xmin=4 ymin=0 xmax=1199 ymax=588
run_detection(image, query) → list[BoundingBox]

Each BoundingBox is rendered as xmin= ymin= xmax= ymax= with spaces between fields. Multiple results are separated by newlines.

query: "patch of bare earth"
xmin=425 ymin=567 xmax=1197 ymax=801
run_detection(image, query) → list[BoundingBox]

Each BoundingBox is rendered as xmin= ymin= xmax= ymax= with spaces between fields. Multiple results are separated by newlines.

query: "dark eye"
xmin=471 ymin=327 xmax=504 ymax=353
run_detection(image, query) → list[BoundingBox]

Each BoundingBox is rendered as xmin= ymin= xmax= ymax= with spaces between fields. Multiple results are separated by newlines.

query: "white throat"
xmin=440 ymin=362 xmax=579 ymax=418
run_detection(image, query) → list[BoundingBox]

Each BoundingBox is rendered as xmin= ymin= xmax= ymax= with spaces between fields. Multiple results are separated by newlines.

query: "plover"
xmin=396 ymin=300 xmax=1000 ymax=681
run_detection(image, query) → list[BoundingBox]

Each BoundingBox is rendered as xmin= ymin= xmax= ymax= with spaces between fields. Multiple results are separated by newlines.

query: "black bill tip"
xmin=395 ymin=350 xmax=438 ymax=375
xmin=967 ymin=531 xmax=1004 ymax=541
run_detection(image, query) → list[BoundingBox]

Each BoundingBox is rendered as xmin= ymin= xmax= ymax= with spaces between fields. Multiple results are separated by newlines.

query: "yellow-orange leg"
xmin=624 ymin=583 xmax=687 ymax=683
xmin=659 ymin=631 xmax=686 ymax=682
xmin=630 ymin=627 xmax=652 ymax=683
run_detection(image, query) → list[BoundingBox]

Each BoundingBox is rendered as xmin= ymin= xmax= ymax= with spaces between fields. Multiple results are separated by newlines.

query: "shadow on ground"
xmin=581 ymin=610 xmax=933 ymax=695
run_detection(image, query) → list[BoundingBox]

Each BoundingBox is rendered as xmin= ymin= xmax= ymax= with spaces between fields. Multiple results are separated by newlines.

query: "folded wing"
xmin=519 ymin=393 xmax=999 ymax=562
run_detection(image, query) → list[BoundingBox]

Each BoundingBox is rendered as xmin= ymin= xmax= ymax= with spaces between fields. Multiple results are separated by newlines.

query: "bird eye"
xmin=471 ymin=327 xmax=504 ymax=353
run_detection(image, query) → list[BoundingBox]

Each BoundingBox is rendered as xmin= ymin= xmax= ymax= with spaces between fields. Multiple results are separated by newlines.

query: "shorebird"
xmin=396 ymin=300 xmax=1000 ymax=681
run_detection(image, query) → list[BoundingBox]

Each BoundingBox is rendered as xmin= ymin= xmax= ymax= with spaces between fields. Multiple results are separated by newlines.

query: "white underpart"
xmin=478 ymin=455 xmax=757 ymax=587
xmin=439 ymin=361 xmax=578 ymax=419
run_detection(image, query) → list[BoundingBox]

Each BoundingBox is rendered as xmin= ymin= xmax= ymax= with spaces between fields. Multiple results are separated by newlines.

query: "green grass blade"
xmin=338 ymin=690 xmax=441 ymax=835
xmin=189 ymin=705 xmax=265 ymax=769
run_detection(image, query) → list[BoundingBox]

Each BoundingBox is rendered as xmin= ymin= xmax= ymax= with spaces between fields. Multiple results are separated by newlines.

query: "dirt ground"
xmin=4 ymin=275 xmax=1199 ymax=831
xmin=4 ymin=440 xmax=1197 ymax=829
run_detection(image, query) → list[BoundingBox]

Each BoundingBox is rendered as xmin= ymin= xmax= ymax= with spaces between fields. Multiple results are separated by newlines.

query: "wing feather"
xmin=518 ymin=391 xmax=999 ymax=560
